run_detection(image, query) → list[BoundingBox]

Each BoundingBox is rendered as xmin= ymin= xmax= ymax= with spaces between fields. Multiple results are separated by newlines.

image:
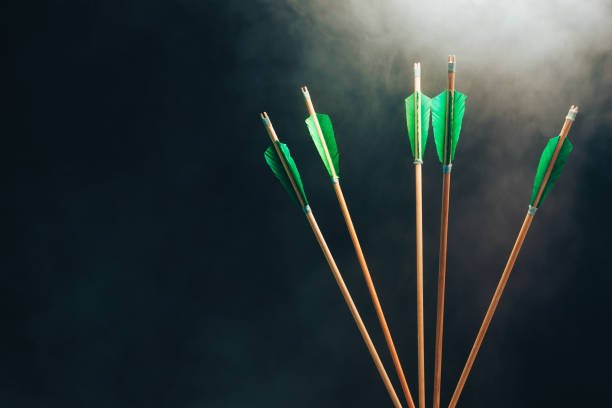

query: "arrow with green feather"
xmin=260 ymin=112 xmax=403 ymax=408
xmin=264 ymin=140 xmax=309 ymax=210
xmin=404 ymin=61 xmax=430 ymax=408
xmin=301 ymin=87 xmax=416 ymax=408
xmin=430 ymin=55 xmax=467 ymax=408
xmin=431 ymin=55 xmax=467 ymax=168
xmin=448 ymin=106 xmax=579 ymax=408
xmin=405 ymin=62 xmax=432 ymax=164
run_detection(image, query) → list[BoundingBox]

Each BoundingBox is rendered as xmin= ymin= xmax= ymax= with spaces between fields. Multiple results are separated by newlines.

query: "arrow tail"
xmin=432 ymin=90 xmax=467 ymax=165
xmin=305 ymin=113 xmax=340 ymax=178
xmin=264 ymin=141 xmax=309 ymax=209
xmin=530 ymin=136 xmax=573 ymax=207
xmin=405 ymin=92 xmax=432 ymax=160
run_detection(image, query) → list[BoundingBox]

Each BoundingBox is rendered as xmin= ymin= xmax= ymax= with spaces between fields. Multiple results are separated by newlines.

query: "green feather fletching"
xmin=530 ymin=136 xmax=573 ymax=207
xmin=264 ymin=142 xmax=308 ymax=207
xmin=405 ymin=92 xmax=432 ymax=159
xmin=305 ymin=113 xmax=340 ymax=178
xmin=431 ymin=90 xmax=467 ymax=164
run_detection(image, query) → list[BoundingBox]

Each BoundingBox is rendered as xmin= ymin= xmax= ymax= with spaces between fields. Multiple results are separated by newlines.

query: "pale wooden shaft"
xmin=448 ymin=213 xmax=534 ymax=408
xmin=447 ymin=55 xmax=455 ymax=92
xmin=333 ymin=181 xmax=416 ymax=408
xmin=305 ymin=210 xmax=403 ymax=408
xmin=414 ymin=62 xmax=422 ymax=160
xmin=415 ymin=164 xmax=425 ymax=408
xmin=443 ymin=56 xmax=456 ymax=165
xmin=433 ymin=172 xmax=451 ymax=408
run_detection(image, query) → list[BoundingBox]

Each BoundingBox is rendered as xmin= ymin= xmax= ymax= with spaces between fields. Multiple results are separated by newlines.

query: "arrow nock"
xmin=566 ymin=105 xmax=579 ymax=121
xmin=414 ymin=62 xmax=421 ymax=77
xmin=260 ymin=112 xmax=279 ymax=143
xmin=448 ymin=55 xmax=456 ymax=72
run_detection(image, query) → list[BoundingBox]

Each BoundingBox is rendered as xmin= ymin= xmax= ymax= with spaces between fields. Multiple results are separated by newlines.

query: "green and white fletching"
xmin=305 ymin=113 xmax=340 ymax=178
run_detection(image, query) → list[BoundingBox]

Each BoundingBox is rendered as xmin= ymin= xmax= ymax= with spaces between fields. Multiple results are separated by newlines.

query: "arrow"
xmin=261 ymin=112 xmax=403 ymax=408
xmin=404 ymin=62 xmax=432 ymax=408
xmin=430 ymin=55 xmax=467 ymax=408
xmin=301 ymin=87 xmax=416 ymax=408
xmin=448 ymin=106 xmax=578 ymax=408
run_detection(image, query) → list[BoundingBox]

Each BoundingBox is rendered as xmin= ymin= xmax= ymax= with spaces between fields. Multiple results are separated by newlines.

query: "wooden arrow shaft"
xmin=433 ymin=171 xmax=451 ymax=408
xmin=444 ymin=55 xmax=456 ymax=165
xmin=415 ymin=164 xmax=425 ymax=408
xmin=414 ymin=62 xmax=422 ymax=160
xmin=333 ymin=181 xmax=416 ymax=408
xmin=304 ymin=209 xmax=403 ymax=408
xmin=448 ymin=212 xmax=534 ymax=408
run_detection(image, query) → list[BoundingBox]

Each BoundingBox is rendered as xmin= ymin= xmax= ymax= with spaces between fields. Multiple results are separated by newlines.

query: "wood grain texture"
xmin=415 ymin=163 xmax=425 ymax=408
xmin=414 ymin=62 xmax=422 ymax=161
xmin=433 ymin=171 xmax=451 ymax=408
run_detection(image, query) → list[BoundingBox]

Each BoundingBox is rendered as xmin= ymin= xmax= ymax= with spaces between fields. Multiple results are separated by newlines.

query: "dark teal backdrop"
xmin=4 ymin=1 xmax=612 ymax=407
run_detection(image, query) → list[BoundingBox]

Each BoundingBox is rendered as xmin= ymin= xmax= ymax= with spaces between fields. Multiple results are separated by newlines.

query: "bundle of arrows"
xmin=260 ymin=55 xmax=578 ymax=408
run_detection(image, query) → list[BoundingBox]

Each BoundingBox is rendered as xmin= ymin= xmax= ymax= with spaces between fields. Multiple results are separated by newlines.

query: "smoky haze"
xmin=227 ymin=1 xmax=612 ymax=407
xmin=4 ymin=1 xmax=612 ymax=407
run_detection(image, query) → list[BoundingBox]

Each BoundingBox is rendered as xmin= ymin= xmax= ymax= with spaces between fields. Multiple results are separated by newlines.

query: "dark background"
xmin=4 ymin=1 xmax=612 ymax=407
